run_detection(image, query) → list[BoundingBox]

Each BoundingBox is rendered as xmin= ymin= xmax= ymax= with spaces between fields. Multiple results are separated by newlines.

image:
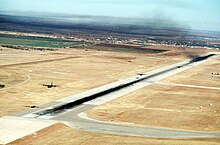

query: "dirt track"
xmin=0 ymin=56 xmax=80 ymax=68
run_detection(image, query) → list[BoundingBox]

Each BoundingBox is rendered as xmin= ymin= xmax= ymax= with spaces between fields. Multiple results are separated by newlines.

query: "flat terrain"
xmin=9 ymin=123 xmax=220 ymax=145
xmin=87 ymin=56 xmax=220 ymax=132
xmin=1 ymin=33 xmax=219 ymax=144
xmin=0 ymin=44 xmax=201 ymax=116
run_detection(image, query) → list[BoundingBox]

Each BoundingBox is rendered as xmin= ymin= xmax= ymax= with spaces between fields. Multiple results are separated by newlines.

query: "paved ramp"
xmin=0 ymin=116 xmax=57 ymax=144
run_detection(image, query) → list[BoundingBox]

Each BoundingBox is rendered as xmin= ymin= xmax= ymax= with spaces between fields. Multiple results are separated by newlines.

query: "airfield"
xmin=0 ymin=44 xmax=195 ymax=116
xmin=0 ymin=34 xmax=220 ymax=145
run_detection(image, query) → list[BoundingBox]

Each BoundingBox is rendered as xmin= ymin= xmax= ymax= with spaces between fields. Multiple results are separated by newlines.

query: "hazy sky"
xmin=0 ymin=0 xmax=220 ymax=31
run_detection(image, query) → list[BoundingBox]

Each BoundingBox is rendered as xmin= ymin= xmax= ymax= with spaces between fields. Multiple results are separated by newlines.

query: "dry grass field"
xmin=0 ymin=45 xmax=199 ymax=116
xmin=87 ymin=56 xmax=220 ymax=131
xmin=9 ymin=123 xmax=220 ymax=145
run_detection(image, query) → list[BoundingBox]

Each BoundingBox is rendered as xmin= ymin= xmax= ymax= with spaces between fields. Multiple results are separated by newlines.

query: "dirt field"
xmin=87 ymin=56 xmax=220 ymax=131
xmin=0 ymin=45 xmax=201 ymax=116
xmin=9 ymin=123 xmax=220 ymax=145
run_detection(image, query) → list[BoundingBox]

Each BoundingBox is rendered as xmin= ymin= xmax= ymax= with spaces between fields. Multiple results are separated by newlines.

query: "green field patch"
xmin=0 ymin=34 xmax=85 ymax=48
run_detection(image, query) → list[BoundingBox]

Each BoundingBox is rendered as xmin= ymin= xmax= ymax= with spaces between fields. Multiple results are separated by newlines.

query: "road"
xmin=53 ymin=104 xmax=220 ymax=139
xmin=17 ymin=53 xmax=220 ymax=139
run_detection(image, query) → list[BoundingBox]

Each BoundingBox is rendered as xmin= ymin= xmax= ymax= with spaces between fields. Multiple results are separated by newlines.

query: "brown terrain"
xmin=0 ymin=45 xmax=207 ymax=116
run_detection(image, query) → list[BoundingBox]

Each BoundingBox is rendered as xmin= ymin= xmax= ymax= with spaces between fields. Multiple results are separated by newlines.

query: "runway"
xmin=1 ymin=53 xmax=219 ymax=144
